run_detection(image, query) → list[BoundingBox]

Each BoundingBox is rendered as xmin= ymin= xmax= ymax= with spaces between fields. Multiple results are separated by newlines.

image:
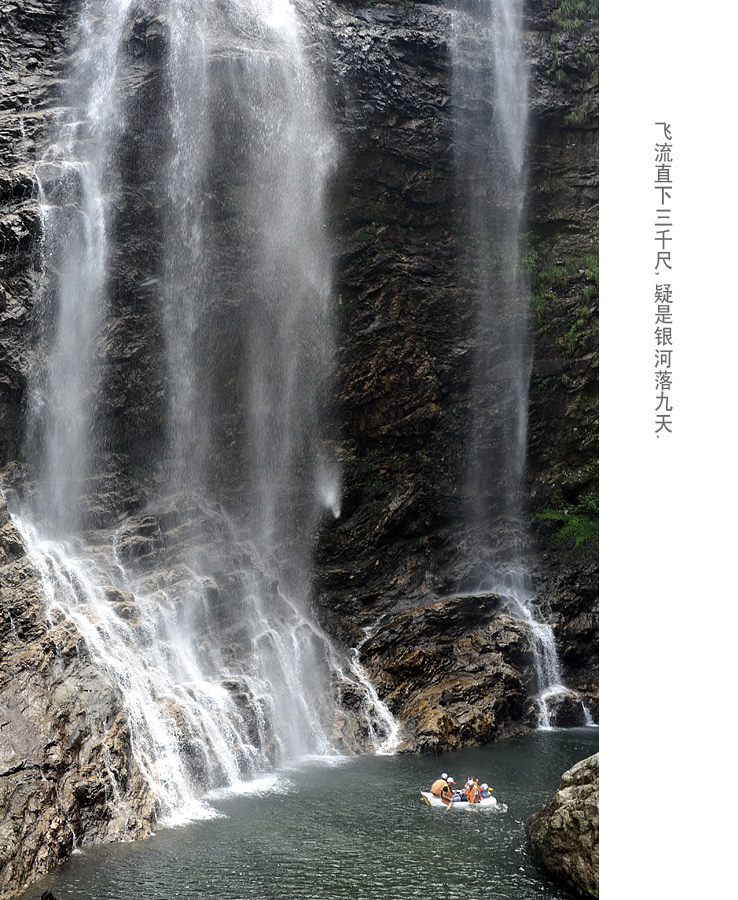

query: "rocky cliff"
xmin=0 ymin=494 xmax=157 ymax=897
xmin=1 ymin=0 xmax=598 ymax=893
xmin=526 ymin=752 xmax=600 ymax=897
xmin=312 ymin=0 xmax=598 ymax=727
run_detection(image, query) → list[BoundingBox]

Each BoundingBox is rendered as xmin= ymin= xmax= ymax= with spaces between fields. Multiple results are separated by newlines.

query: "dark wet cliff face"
xmin=1 ymin=0 xmax=597 ymax=893
xmin=311 ymin=0 xmax=598 ymax=707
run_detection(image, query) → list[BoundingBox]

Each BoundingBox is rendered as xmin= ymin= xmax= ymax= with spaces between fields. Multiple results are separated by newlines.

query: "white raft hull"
xmin=421 ymin=791 xmax=499 ymax=810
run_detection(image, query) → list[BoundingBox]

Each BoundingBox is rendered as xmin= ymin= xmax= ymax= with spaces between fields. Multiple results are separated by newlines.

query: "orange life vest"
xmin=430 ymin=778 xmax=449 ymax=798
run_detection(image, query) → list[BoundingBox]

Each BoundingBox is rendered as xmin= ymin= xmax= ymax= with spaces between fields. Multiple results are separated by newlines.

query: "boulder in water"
xmin=526 ymin=752 xmax=599 ymax=897
xmin=544 ymin=691 xmax=589 ymax=727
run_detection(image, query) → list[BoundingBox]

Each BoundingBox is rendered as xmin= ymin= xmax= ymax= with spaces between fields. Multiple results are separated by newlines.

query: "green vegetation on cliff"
xmin=537 ymin=494 xmax=598 ymax=555
xmin=548 ymin=0 xmax=599 ymax=36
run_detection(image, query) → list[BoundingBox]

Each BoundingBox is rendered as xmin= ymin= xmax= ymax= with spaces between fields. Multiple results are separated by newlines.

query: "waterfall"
xmin=451 ymin=0 xmax=582 ymax=726
xmin=348 ymin=640 xmax=401 ymax=755
xmin=16 ymin=0 xmax=396 ymax=827
xmin=162 ymin=1 xmax=212 ymax=493
xmin=25 ymin=0 xmax=137 ymax=535
xmin=453 ymin=0 xmax=529 ymax=518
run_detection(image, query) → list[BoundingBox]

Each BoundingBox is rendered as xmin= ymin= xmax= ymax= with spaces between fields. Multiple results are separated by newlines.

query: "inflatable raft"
xmin=420 ymin=791 xmax=499 ymax=810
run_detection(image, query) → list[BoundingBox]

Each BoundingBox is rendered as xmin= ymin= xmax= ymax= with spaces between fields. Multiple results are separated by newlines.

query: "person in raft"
xmin=464 ymin=776 xmax=483 ymax=803
xmin=430 ymin=772 xmax=455 ymax=806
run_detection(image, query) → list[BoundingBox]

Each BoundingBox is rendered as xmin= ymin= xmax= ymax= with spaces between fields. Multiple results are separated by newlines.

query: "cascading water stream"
xmin=162 ymin=1 xmax=211 ymax=492
xmin=451 ymin=0 xmax=586 ymax=726
xmin=24 ymin=0 xmax=136 ymax=535
xmin=13 ymin=0 xmax=398 ymax=829
xmin=348 ymin=632 xmax=401 ymax=755
xmin=11 ymin=515 xmax=264 ymax=825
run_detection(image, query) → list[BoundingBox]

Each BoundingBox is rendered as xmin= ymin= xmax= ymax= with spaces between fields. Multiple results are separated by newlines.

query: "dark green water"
xmin=25 ymin=729 xmax=597 ymax=900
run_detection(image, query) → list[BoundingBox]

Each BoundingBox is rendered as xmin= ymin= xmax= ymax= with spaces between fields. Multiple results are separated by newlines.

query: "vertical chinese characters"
xmin=654 ymin=123 xmax=673 ymax=436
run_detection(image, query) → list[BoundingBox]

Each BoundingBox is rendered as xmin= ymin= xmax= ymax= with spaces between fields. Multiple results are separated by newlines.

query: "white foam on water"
xmin=205 ymin=774 xmax=284 ymax=801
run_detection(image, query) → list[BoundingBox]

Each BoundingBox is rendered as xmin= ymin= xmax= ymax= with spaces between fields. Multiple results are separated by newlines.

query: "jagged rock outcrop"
xmin=360 ymin=593 xmax=538 ymax=751
xmin=526 ymin=752 xmax=599 ymax=898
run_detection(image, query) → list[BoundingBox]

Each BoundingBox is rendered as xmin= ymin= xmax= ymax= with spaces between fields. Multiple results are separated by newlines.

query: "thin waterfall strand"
xmin=451 ymin=1 xmax=585 ymax=725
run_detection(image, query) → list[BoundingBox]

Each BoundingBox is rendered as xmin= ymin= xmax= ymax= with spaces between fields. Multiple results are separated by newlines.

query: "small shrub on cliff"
xmin=537 ymin=495 xmax=598 ymax=553
xmin=550 ymin=0 xmax=599 ymax=35
xmin=562 ymin=304 xmax=592 ymax=355
xmin=547 ymin=1 xmax=599 ymax=86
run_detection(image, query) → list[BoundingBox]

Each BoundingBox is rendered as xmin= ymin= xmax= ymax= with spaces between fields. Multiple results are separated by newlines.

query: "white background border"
xmin=601 ymin=3 xmax=737 ymax=896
